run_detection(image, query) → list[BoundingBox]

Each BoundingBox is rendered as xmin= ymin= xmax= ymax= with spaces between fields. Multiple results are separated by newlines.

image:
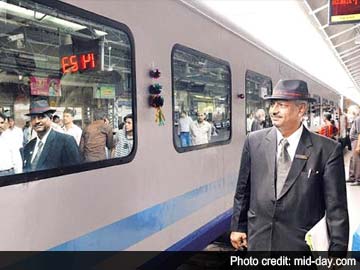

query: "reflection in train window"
xmin=0 ymin=0 xmax=135 ymax=182
xmin=172 ymin=44 xmax=231 ymax=151
xmin=322 ymin=98 xmax=328 ymax=112
xmin=245 ymin=70 xmax=272 ymax=134
xmin=311 ymin=95 xmax=321 ymax=128
xmin=328 ymin=100 xmax=337 ymax=121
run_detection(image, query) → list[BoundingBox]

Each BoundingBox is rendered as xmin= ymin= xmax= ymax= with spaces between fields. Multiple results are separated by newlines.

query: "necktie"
xmin=276 ymin=138 xmax=291 ymax=198
xmin=31 ymin=141 xmax=44 ymax=170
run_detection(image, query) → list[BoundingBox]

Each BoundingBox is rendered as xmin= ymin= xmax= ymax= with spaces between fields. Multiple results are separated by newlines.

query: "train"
xmin=0 ymin=0 xmax=345 ymax=251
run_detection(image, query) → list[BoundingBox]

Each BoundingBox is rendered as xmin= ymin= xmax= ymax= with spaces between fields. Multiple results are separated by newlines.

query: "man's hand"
xmin=230 ymin=231 xmax=248 ymax=250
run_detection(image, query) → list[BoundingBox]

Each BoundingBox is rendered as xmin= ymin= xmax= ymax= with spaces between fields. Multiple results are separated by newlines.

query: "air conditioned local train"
xmin=0 ymin=0 xmax=343 ymax=251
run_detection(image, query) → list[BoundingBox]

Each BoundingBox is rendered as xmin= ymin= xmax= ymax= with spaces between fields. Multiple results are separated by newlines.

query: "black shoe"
xmin=346 ymin=179 xmax=355 ymax=183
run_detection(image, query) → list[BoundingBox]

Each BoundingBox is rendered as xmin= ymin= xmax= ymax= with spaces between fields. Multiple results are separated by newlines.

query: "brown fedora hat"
xmin=25 ymin=99 xmax=56 ymax=116
xmin=264 ymin=79 xmax=316 ymax=102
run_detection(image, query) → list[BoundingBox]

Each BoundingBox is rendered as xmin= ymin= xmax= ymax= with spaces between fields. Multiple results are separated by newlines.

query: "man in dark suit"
xmin=230 ymin=80 xmax=349 ymax=251
xmin=23 ymin=99 xmax=81 ymax=172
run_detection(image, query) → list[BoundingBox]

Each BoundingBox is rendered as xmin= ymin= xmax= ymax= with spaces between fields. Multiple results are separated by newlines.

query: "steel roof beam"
xmin=350 ymin=68 xmax=360 ymax=75
xmin=347 ymin=59 xmax=360 ymax=68
xmin=334 ymin=36 xmax=357 ymax=48
xmin=339 ymin=45 xmax=360 ymax=56
xmin=350 ymin=67 xmax=360 ymax=73
xmin=343 ymin=54 xmax=360 ymax=64
xmin=320 ymin=23 xmax=329 ymax=30
xmin=329 ymin=24 xmax=360 ymax=40
xmin=309 ymin=3 xmax=328 ymax=15
xmin=350 ymin=71 xmax=360 ymax=78
xmin=349 ymin=63 xmax=360 ymax=71
xmin=340 ymin=47 xmax=360 ymax=59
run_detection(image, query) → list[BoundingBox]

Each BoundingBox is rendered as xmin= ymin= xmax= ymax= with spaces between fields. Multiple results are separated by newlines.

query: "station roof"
xmin=195 ymin=0 xmax=360 ymax=104
xmin=304 ymin=0 xmax=360 ymax=100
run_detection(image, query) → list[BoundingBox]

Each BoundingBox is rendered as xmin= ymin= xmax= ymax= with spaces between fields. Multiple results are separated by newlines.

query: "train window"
xmin=172 ymin=44 xmax=231 ymax=151
xmin=245 ymin=70 xmax=272 ymax=134
xmin=0 ymin=0 xmax=135 ymax=185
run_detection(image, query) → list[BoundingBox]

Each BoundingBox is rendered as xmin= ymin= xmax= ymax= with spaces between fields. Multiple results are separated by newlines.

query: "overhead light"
xmin=0 ymin=2 xmax=86 ymax=31
xmin=0 ymin=1 xmax=41 ymax=17
xmin=18 ymin=53 xmax=47 ymax=61
xmin=45 ymin=17 xmax=86 ymax=31
xmin=94 ymin=30 xmax=108 ymax=37
xmin=0 ymin=2 xmax=108 ymax=37
xmin=8 ymin=33 xmax=24 ymax=42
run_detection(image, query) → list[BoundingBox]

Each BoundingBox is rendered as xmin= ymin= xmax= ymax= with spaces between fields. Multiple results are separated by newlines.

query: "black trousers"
xmin=339 ymin=135 xmax=352 ymax=150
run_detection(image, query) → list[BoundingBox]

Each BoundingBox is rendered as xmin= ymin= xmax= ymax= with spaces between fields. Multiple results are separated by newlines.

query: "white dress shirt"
xmin=178 ymin=116 xmax=193 ymax=134
xmin=4 ymin=126 xmax=23 ymax=150
xmin=0 ymin=131 xmax=22 ymax=173
xmin=31 ymin=128 xmax=52 ymax=163
xmin=63 ymin=124 xmax=82 ymax=145
xmin=276 ymin=125 xmax=304 ymax=162
xmin=190 ymin=120 xmax=212 ymax=145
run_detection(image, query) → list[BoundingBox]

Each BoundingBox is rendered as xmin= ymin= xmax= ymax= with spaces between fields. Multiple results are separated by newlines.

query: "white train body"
xmin=0 ymin=0 xmax=341 ymax=250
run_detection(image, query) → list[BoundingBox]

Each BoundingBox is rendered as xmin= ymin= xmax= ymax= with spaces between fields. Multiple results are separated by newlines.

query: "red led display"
xmin=330 ymin=0 xmax=360 ymax=24
xmin=61 ymin=52 xmax=96 ymax=74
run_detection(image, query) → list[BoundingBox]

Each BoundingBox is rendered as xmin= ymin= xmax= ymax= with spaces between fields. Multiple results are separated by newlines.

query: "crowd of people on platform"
xmin=177 ymin=111 xmax=219 ymax=147
xmin=247 ymin=104 xmax=354 ymax=150
xmin=245 ymin=100 xmax=360 ymax=188
xmin=0 ymin=99 xmax=134 ymax=176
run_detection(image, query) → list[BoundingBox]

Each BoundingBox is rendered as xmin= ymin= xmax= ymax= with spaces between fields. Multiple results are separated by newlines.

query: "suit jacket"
xmin=231 ymin=126 xmax=349 ymax=251
xmin=23 ymin=129 xmax=81 ymax=172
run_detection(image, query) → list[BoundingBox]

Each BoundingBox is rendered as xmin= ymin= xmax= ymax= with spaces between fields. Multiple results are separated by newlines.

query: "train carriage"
xmin=0 ymin=0 xmax=342 ymax=250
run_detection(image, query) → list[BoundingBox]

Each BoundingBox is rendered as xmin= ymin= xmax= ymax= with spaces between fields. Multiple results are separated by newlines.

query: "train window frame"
xmin=245 ymin=70 xmax=273 ymax=134
xmin=0 ymin=0 xmax=137 ymax=187
xmin=171 ymin=44 xmax=232 ymax=153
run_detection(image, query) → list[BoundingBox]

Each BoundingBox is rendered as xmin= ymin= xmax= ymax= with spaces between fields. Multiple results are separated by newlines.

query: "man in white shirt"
xmin=62 ymin=108 xmax=82 ymax=145
xmin=0 ymin=112 xmax=22 ymax=176
xmin=177 ymin=111 xmax=193 ymax=147
xmin=338 ymin=108 xmax=348 ymax=148
xmin=190 ymin=112 xmax=211 ymax=145
xmin=246 ymin=113 xmax=254 ymax=133
xmin=5 ymin=116 xmax=23 ymax=150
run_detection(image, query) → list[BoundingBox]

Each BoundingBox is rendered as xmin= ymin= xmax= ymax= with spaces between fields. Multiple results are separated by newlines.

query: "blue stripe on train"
xmin=139 ymin=209 xmax=233 ymax=269
xmin=50 ymin=176 xmax=237 ymax=251
xmin=166 ymin=208 xmax=233 ymax=251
